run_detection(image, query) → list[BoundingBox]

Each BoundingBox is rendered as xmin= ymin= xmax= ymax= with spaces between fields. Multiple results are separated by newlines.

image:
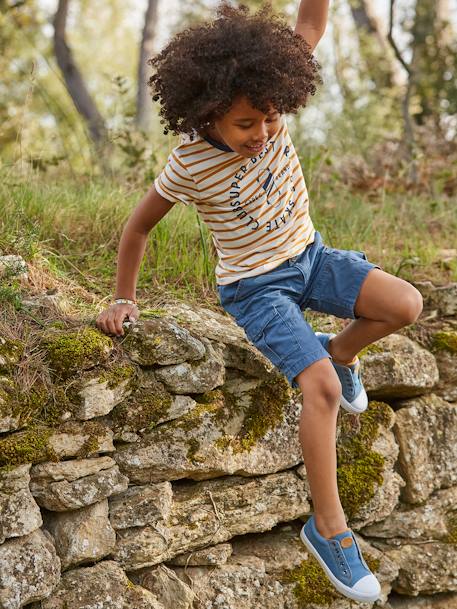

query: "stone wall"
xmin=1 ymin=262 xmax=457 ymax=609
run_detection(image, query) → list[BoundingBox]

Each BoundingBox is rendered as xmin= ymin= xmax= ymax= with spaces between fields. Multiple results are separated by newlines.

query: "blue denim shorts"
xmin=217 ymin=230 xmax=381 ymax=389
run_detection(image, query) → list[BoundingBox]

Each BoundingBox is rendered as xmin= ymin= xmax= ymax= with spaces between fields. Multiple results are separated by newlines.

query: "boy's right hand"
xmin=96 ymin=303 xmax=139 ymax=337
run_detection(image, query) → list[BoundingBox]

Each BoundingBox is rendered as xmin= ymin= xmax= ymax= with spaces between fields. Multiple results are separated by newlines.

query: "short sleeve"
xmin=154 ymin=150 xmax=199 ymax=207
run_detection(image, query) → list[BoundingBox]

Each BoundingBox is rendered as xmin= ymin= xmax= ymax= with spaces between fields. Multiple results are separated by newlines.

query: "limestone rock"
xmin=426 ymin=283 xmax=457 ymax=316
xmin=361 ymin=334 xmax=439 ymax=399
xmin=133 ymin=564 xmax=195 ymax=609
xmin=111 ymin=471 xmax=311 ymax=570
xmin=169 ymin=543 xmax=233 ymax=566
xmin=43 ymin=499 xmax=116 ymax=570
xmin=0 ymin=464 xmax=42 ymax=544
xmin=114 ymin=376 xmax=302 ymax=483
xmin=154 ymin=337 xmax=225 ymax=393
xmin=393 ymin=394 xmax=457 ymax=503
xmin=0 ymin=528 xmax=61 ymax=609
xmin=48 ymin=420 xmax=115 ymax=458
xmin=362 ymin=486 xmax=457 ymax=543
xmin=431 ymin=331 xmax=457 ymax=402
xmin=0 ymin=254 xmax=28 ymax=281
xmin=39 ymin=560 xmax=164 ymax=609
xmin=30 ymin=457 xmax=129 ymax=511
xmin=109 ymin=372 xmax=196 ymax=439
xmin=387 ymin=543 xmax=457 ymax=595
xmin=121 ymin=318 xmax=205 ymax=366
xmin=434 ymin=349 xmax=457 ymax=402
xmin=109 ymin=482 xmax=173 ymax=530
xmin=389 ymin=592 xmax=457 ymax=609
xmin=72 ymin=364 xmax=135 ymax=420
xmin=166 ymin=302 xmax=276 ymax=379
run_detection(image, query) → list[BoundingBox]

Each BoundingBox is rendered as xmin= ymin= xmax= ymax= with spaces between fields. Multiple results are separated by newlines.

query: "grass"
xmin=1 ymin=166 xmax=456 ymax=313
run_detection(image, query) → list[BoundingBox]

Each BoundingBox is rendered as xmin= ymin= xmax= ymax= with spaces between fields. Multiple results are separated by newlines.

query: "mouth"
xmin=245 ymin=143 xmax=267 ymax=153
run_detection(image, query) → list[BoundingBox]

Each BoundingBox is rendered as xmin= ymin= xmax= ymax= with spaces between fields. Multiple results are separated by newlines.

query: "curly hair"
xmin=148 ymin=1 xmax=321 ymax=138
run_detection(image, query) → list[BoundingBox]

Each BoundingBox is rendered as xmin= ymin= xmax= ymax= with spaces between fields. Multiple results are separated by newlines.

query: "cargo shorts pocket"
xmin=241 ymin=304 xmax=302 ymax=368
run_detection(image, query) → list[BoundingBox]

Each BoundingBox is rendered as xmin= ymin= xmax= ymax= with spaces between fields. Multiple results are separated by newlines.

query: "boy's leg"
xmin=294 ymin=357 xmax=348 ymax=537
xmin=325 ymin=268 xmax=423 ymax=365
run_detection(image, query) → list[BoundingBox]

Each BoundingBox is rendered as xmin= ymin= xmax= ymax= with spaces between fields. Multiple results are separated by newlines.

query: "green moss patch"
xmin=140 ymin=308 xmax=167 ymax=319
xmin=284 ymin=556 xmax=338 ymax=605
xmin=432 ymin=331 xmax=457 ymax=354
xmin=213 ymin=377 xmax=291 ymax=454
xmin=111 ymin=379 xmax=172 ymax=432
xmin=445 ymin=512 xmax=457 ymax=543
xmin=235 ymin=376 xmax=290 ymax=452
xmin=0 ymin=425 xmax=58 ymax=467
xmin=0 ymin=378 xmax=68 ymax=430
xmin=0 ymin=337 xmax=24 ymax=371
xmin=95 ymin=363 xmax=136 ymax=390
xmin=358 ymin=343 xmax=384 ymax=359
xmin=43 ymin=327 xmax=113 ymax=379
xmin=336 ymin=401 xmax=392 ymax=520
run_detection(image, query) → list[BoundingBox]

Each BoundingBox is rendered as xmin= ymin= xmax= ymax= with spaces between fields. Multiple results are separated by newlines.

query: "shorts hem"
xmin=283 ymin=346 xmax=330 ymax=389
xmin=350 ymin=263 xmax=381 ymax=319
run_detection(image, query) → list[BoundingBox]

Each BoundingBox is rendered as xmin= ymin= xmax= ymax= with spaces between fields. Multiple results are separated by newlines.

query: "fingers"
xmin=96 ymin=304 xmax=139 ymax=337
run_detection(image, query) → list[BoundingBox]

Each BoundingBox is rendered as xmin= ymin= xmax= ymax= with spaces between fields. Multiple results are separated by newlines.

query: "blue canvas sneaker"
xmin=315 ymin=332 xmax=368 ymax=414
xmin=300 ymin=515 xmax=381 ymax=603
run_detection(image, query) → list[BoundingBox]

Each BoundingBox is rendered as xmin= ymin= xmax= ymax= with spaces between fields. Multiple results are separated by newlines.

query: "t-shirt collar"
xmin=202 ymin=134 xmax=234 ymax=153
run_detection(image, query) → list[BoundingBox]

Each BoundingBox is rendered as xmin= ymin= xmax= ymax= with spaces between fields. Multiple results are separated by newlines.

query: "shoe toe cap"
xmin=352 ymin=574 xmax=381 ymax=599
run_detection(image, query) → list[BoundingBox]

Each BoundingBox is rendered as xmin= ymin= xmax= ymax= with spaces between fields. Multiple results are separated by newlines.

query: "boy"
xmin=97 ymin=1 xmax=423 ymax=602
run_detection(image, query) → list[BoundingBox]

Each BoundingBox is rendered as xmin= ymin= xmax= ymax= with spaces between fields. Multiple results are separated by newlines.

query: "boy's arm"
xmin=294 ymin=0 xmax=330 ymax=53
xmin=114 ymin=185 xmax=175 ymax=301
xmin=96 ymin=185 xmax=175 ymax=336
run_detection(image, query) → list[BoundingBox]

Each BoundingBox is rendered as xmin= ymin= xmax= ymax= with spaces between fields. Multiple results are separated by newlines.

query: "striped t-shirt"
xmin=154 ymin=116 xmax=315 ymax=285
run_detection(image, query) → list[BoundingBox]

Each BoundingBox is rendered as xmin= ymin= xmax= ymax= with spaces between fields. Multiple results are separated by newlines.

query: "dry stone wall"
xmin=1 ymin=257 xmax=457 ymax=609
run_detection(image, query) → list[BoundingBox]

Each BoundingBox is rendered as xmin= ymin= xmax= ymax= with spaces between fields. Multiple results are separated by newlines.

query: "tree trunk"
xmin=349 ymin=0 xmax=402 ymax=89
xmin=136 ymin=0 xmax=159 ymax=132
xmin=410 ymin=0 xmax=454 ymax=127
xmin=53 ymin=0 xmax=107 ymax=144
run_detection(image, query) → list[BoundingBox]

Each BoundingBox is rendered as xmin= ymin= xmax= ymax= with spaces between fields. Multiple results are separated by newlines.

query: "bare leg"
xmin=326 ymin=269 xmax=423 ymax=365
xmin=296 ymin=358 xmax=349 ymax=538
xmin=294 ymin=271 xmax=422 ymax=537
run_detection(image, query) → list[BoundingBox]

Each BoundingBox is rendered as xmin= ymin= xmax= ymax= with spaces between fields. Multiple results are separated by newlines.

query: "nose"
xmin=253 ymin=123 xmax=269 ymax=143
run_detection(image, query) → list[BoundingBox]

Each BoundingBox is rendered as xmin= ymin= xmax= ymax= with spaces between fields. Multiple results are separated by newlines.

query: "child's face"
xmin=210 ymin=95 xmax=281 ymax=158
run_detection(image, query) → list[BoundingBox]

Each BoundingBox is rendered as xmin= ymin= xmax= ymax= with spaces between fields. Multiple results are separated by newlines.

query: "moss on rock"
xmin=43 ymin=327 xmax=113 ymax=379
xmin=336 ymin=401 xmax=392 ymax=520
xmin=186 ymin=438 xmax=205 ymax=464
xmin=140 ymin=308 xmax=167 ymax=319
xmin=212 ymin=377 xmax=291 ymax=454
xmin=358 ymin=343 xmax=384 ymax=359
xmin=445 ymin=513 xmax=457 ymax=544
xmin=111 ymin=379 xmax=172 ymax=433
xmin=236 ymin=376 xmax=290 ymax=452
xmin=0 ymin=337 xmax=24 ymax=371
xmin=95 ymin=363 xmax=136 ymax=390
xmin=432 ymin=331 xmax=457 ymax=354
xmin=0 ymin=378 xmax=63 ymax=430
xmin=0 ymin=425 xmax=58 ymax=467
xmin=284 ymin=556 xmax=337 ymax=605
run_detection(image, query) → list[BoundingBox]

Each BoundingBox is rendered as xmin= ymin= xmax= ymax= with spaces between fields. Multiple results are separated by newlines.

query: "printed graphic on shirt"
xmin=154 ymin=117 xmax=315 ymax=285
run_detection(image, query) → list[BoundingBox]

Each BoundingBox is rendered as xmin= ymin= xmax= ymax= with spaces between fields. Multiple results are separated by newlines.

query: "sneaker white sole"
xmin=340 ymin=387 xmax=368 ymax=414
xmin=300 ymin=526 xmax=381 ymax=603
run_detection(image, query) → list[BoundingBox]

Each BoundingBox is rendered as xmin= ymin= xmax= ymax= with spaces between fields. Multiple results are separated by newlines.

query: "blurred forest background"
xmin=1 ymin=0 xmax=456 ymax=308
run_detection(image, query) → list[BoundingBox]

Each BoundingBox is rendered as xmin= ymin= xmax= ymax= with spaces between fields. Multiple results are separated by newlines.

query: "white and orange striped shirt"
xmin=154 ymin=116 xmax=315 ymax=285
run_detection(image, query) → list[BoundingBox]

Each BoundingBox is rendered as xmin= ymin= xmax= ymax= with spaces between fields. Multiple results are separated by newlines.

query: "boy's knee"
xmin=296 ymin=359 xmax=342 ymax=406
xmin=393 ymin=286 xmax=423 ymax=326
